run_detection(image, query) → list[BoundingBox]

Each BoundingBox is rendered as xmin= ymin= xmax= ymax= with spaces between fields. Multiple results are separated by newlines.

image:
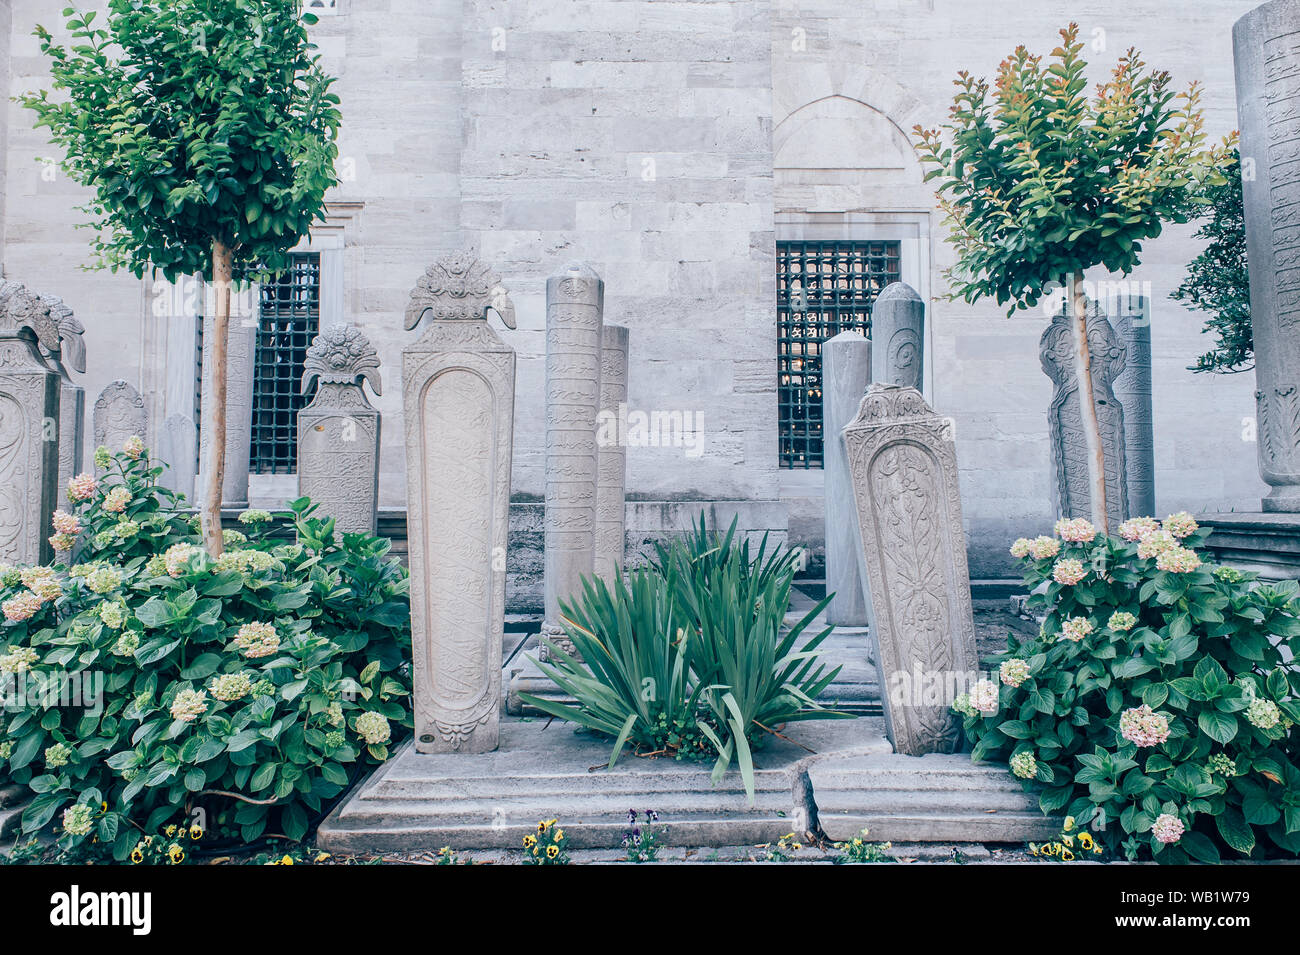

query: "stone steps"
xmin=808 ymin=753 xmax=1062 ymax=843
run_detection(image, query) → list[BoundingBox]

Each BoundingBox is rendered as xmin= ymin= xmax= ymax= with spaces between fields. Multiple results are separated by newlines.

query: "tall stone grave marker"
xmin=594 ymin=324 xmax=629 ymax=583
xmin=402 ymin=252 xmax=516 ymax=754
xmin=39 ymin=297 xmax=86 ymax=512
xmin=843 ymin=385 xmax=978 ymax=755
xmin=1040 ymin=305 xmax=1130 ymax=526
xmin=1235 ymin=0 xmax=1300 ymax=510
xmin=0 ymin=282 xmax=61 ymax=566
xmin=542 ymin=263 xmax=604 ymax=657
xmin=870 ymin=282 xmax=924 ymax=390
xmin=93 ymin=380 xmax=147 ymax=467
xmin=823 ymin=331 xmax=871 ymax=627
xmin=1112 ymin=294 xmax=1156 ymax=519
xmin=299 ymin=323 xmax=382 ymax=536
xmin=199 ymin=295 xmax=257 ymax=507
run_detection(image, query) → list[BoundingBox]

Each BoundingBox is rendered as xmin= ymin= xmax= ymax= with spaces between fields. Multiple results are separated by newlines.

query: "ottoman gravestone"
xmin=594 ymin=324 xmax=629 ymax=584
xmin=93 ymin=380 xmax=147 ymax=468
xmin=1111 ymin=294 xmax=1156 ymax=519
xmin=402 ymin=251 xmax=517 ymax=754
xmin=39 ymin=296 xmax=86 ymax=512
xmin=870 ymin=282 xmax=924 ymax=390
xmin=541 ymin=263 xmax=605 ymax=659
xmin=298 ymin=323 xmax=382 ymax=536
xmin=1235 ymin=0 xmax=1300 ymax=511
xmin=822 ymin=331 xmax=872 ymax=627
xmin=843 ymin=384 xmax=978 ymax=755
xmin=0 ymin=281 xmax=62 ymax=566
xmin=1040 ymin=304 xmax=1130 ymax=527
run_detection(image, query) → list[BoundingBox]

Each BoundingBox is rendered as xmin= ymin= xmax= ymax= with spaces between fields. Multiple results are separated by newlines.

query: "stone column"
xmin=93 ymin=381 xmax=147 ymax=467
xmin=0 ymin=282 xmax=62 ymax=566
xmin=298 ymin=323 xmax=382 ymax=536
xmin=870 ymin=282 xmax=924 ymax=390
xmin=40 ymin=298 xmax=85 ymax=512
xmin=199 ymin=297 xmax=256 ymax=507
xmin=1235 ymin=0 xmax=1300 ymax=511
xmin=594 ymin=324 xmax=628 ymax=583
xmin=402 ymin=252 xmax=516 ymax=755
xmin=843 ymin=385 xmax=978 ymax=755
xmin=159 ymin=309 xmax=200 ymax=500
xmin=823 ymin=331 xmax=871 ymax=627
xmin=1040 ymin=305 xmax=1130 ymax=526
xmin=1112 ymin=294 xmax=1156 ymax=519
xmin=542 ymin=263 xmax=604 ymax=656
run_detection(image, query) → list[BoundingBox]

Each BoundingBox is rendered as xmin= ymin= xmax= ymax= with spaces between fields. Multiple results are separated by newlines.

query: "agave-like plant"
xmin=518 ymin=568 xmax=702 ymax=767
xmin=526 ymin=514 xmax=852 ymax=804
xmin=662 ymin=526 xmax=849 ymax=803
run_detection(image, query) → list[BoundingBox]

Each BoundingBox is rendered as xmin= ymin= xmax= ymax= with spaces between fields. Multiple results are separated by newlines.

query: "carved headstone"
xmin=160 ymin=415 xmax=198 ymax=502
xmin=402 ymin=252 xmax=516 ymax=754
xmin=40 ymin=297 xmax=85 ymax=512
xmin=93 ymin=380 xmax=147 ymax=469
xmin=199 ymin=303 xmax=256 ymax=507
xmin=870 ymin=282 xmax=924 ymax=390
xmin=823 ymin=331 xmax=872 ymax=627
xmin=0 ymin=282 xmax=61 ymax=566
xmin=1112 ymin=295 xmax=1156 ymax=519
xmin=542 ymin=263 xmax=605 ymax=658
xmin=298 ymin=323 xmax=382 ymax=536
xmin=843 ymin=385 xmax=978 ymax=755
xmin=1235 ymin=0 xmax=1300 ymax=511
xmin=1039 ymin=306 xmax=1129 ymax=527
xmin=594 ymin=324 xmax=628 ymax=583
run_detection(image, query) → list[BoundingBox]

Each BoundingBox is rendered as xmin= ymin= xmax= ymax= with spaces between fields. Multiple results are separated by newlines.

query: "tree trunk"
xmin=200 ymin=239 xmax=233 ymax=557
xmin=1070 ymin=272 xmax=1109 ymax=533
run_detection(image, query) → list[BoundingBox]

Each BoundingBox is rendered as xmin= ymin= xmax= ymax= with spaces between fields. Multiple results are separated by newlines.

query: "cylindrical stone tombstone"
xmin=870 ymin=282 xmax=924 ymax=390
xmin=199 ymin=299 xmax=256 ymax=508
xmin=594 ymin=324 xmax=629 ymax=584
xmin=40 ymin=298 xmax=86 ymax=513
xmin=1112 ymin=295 xmax=1156 ymax=519
xmin=542 ymin=263 xmax=605 ymax=656
xmin=402 ymin=252 xmax=517 ymax=755
xmin=823 ymin=331 xmax=871 ymax=627
xmin=0 ymin=281 xmax=62 ymax=566
xmin=298 ymin=323 xmax=382 ymax=536
xmin=1235 ymin=0 xmax=1300 ymax=510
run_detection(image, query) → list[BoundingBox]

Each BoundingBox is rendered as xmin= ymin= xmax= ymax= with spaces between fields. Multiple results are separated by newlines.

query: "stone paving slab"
xmin=809 ymin=752 xmax=1062 ymax=843
xmin=317 ymin=717 xmax=892 ymax=853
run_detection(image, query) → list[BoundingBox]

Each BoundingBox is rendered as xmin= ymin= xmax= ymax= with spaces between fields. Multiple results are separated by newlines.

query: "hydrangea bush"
xmin=961 ymin=514 xmax=1300 ymax=862
xmin=0 ymin=442 xmax=412 ymax=857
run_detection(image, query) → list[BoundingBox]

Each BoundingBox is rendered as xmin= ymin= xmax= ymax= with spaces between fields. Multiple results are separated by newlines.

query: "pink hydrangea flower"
xmin=1136 ymin=530 xmax=1177 ymax=560
xmin=2 ymin=591 xmax=45 ymax=622
xmin=1119 ymin=704 xmax=1170 ymax=747
xmin=67 ymin=472 xmax=97 ymax=503
xmin=51 ymin=510 xmax=81 ymax=536
xmin=1054 ymin=517 xmax=1097 ymax=543
xmin=48 ymin=533 xmax=76 ymax=553
xmin=103 ymin=487 xmax=131 ymax=514
xmin=970 ymin=680 xmax=1000 ymax=715
xmin=1119 ymin=516 xmax=1160 ymax=542
xmin=1000 ymin=658 xmax=1031 ymax=687
xmin=1156 ymin=546 xmax=1202 ymax=574
xmin=1010 ymin=538 xmax=1033 ymax=558
xmin=122 ymin=435 xmax=145 ymax=459
xmin=1152 ymin=813 xmax=1184 ymax=845
xmin=1052 ymin=558 xmax=1087 ymax=586
xmin=1162 ymin=512 xmax=1199 ymax=539
xmin=1061 ymin=616 xmax=1095 ymax=642
xmin=1028 ymin=536 xmax=1061 ymax=560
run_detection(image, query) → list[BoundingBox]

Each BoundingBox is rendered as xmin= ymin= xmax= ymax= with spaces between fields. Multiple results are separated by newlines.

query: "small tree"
xmin=1172 ymin=151 xmax=1252 ymax=374
xmin=21 ymin=0 xmax=341 ymax=555
xmin=915 ymin=23 xmax=1232 ymax=531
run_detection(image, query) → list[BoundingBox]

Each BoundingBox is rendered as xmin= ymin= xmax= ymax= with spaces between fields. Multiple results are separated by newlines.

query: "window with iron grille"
xmin=777 ymin=240 xmax=901 ymax=469
xmin=249 ymin=253 xmax=321 ymax=474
